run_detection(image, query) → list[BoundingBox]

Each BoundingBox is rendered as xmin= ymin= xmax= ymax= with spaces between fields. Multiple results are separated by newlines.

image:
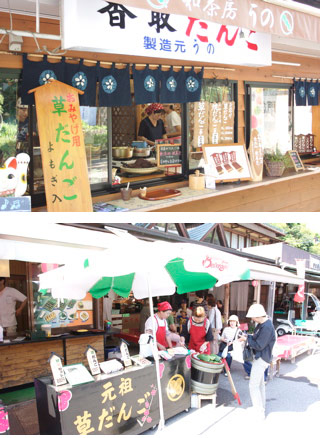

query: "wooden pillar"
xmin=224 ymin=283 xmax=230 ymax=323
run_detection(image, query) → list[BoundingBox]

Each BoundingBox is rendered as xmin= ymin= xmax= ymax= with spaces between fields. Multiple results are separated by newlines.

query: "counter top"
xmin=32 ymin=166 xmax=320 ymax=212
xmin=100 ymin=167 xmax=320 ymax=212
xmin=0 ymin=330 xmax=108 ymax=347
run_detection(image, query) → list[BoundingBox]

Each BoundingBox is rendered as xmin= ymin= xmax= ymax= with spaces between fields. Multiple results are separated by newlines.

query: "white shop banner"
xmin=61 ymin=0 xmax=271 ymax=67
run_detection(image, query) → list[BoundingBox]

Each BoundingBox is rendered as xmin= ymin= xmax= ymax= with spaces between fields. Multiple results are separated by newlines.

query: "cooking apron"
xmin=155 ymin=316 xmax=168 ymax=348
xmin=189 ymin=318 xmax=210 ymax=354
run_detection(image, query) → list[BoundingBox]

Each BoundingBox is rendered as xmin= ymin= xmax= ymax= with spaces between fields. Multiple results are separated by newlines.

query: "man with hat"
xmin=239 ymin=303 xmax=276 ymax=420
xmin=144 ymin=301 xmax=184 ymax=351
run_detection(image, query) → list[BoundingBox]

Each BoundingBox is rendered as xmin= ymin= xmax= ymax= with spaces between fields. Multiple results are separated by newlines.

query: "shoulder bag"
xmin=243 ymin=339 xmax=255 ymax=362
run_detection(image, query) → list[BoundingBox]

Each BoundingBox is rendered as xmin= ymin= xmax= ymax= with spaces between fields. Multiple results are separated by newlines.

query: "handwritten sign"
xmin=209 ymin=102 xmax=235 ymax=145
xmin=286 ymin=150 xmax=304 ymax=172
xmin=156 ymin=144 xmax=182 ymax=167
xmin=29 ymin=80 xmax=93 ymax=212
xmin=191 ymin=101 xmax=208 ymax=150
xmin=249 ymin=128 xmax=263 ymax=181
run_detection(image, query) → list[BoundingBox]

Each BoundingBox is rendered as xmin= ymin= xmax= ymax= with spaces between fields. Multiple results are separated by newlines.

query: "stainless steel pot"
xmin=112 ymin=147 xmax=133 ymax=159
xmin=134 ymin=147 xmax=151 ymax=157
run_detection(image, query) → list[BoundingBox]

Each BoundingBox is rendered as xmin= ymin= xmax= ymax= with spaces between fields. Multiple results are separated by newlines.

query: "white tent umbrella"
xmin=38 ymin=235 xmax=251 ymax=431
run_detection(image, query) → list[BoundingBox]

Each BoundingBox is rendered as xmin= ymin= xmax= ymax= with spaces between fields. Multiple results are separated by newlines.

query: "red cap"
xmin=145 ymin=103 xmax=164 ymax=115
xmin=157 ymin=301 xmax=172 ymax=312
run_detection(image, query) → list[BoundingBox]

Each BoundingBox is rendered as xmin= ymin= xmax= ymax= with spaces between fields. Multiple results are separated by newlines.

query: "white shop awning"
xmin=0 ymin=223 xmax=127 ymax=264
xmin=248 ymin=261 xmax=304 ymax=285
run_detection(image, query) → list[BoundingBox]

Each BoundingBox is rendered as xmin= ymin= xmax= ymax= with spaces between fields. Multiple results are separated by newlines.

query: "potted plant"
xmin=264 ymin=148 xmax=290 ymax=177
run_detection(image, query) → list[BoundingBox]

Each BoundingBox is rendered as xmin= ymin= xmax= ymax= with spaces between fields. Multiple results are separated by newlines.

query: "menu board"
xmin=209 ymin=102 xmax=235 ymax=145
xmin=33 ymin=290 xmax=94 ymax=329
xmin=191 ymin=101 xmax=209 ymax=149
xmin=156 ymin=144 xmax=182 ymax=167
xmin=286 ymin=150 xmax=304 ymax=172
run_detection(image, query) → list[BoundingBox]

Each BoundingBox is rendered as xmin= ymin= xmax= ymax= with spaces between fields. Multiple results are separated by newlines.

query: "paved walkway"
xmin=6 ymin=350 xmax=320 ymax=436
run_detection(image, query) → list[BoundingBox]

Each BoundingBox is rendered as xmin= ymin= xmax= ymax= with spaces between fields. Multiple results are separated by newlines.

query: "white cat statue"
xmin=0 ymin=153 xmax=30 ymax=197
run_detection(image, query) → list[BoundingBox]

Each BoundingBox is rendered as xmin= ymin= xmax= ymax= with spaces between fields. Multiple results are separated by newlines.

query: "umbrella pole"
xmin=148 ymin=281 xmax=165 ymax=432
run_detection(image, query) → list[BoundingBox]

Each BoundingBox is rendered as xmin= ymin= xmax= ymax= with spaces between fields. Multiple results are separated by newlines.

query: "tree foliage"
xmin=272 ymin=223 xmax=320 ymax=255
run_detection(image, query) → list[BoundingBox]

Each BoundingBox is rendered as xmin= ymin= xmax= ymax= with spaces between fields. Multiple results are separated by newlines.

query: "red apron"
xmin=155 ymin=315 xmax=168 ymax=348
xmin=189 ymin=318 xmax=210 ymax=354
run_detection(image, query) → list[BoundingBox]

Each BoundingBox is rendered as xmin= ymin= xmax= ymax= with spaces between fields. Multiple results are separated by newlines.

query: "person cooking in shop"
xmin=163 ymin=104 xmax=181 ymax=138
xmin=180 ymin=305 xmax=213 ymax=354
xmin=0 ymin=277 xmax=27 ymax=337
xmin=137 ymin=103 xmax=167 ymax=148
xmin=144 ymin=301 xmax=184 ymax=351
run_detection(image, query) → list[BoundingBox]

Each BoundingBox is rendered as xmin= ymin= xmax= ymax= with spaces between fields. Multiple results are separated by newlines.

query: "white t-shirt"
xmin=165 ymin=111 xmax=181 ymax=134
xmin=0 ymin=287 xmax=26 ymax=327
xmin=208 ymin=306 xmax=223 ymax=330
xmin=145 ymin=314 xmax=170 ymax=336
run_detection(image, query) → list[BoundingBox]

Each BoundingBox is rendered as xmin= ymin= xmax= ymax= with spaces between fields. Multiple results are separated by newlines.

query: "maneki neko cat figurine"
xmin=0 ymin=153 xmax=30 ymax=197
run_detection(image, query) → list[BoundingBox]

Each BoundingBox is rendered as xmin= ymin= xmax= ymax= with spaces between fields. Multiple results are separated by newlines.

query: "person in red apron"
xmin=145 ymin=301 xmax=184 ymax=351
xmin=181 ymin=306 xmax=213 ymax=354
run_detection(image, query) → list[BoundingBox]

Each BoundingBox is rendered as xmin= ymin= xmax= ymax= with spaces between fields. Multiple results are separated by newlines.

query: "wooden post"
xmin=224 ymin=283 xmax=230 ymax=322
xmin=29 ymin=80 xmax=93 ymax=212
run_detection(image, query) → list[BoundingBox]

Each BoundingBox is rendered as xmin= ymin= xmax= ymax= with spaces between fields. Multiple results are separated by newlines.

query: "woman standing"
xmin=218 ymin=315 xmax=242 ymax=375
xmin=181 ymin=306 xmax=213 ymax=354
xmin=238 ymin=304 xmax=276 ymax=420
xmin=137 ymin=103 xmax=167 ymax=147
xmin=208 ymin=295 xmax=223 ymax=354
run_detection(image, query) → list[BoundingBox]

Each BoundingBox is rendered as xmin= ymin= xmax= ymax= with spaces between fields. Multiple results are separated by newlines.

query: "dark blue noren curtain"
xmin=132 ymin=65 xmax=160 ymax=105
xmin=98 ymin=63 xmax=131 ymax=107
xmin=294 ymin=79 xmax=307 ymax=106
xmin=159 ymin=66 xmax=187 ymax=104
xmin=64 ymin=59 xmax=97 ymax=107
xmin=307 ymin=81 xmax=319 ymax=106
xmin=21 ymin=54 xmax=65 ymax=105
xmin=185 ymin=67 xmax=204 ymax=103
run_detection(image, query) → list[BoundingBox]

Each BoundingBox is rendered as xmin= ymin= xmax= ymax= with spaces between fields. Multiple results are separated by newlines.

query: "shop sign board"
xmin=29 ymin=80 xmax=93 ymax=212
xmin=109 ymin=0 xmax=319 ymax=44
xmin=61 ymin=0 xmax=271 ymax=67
xmin=249 ymin=128 xmax=263 ymax=181
xmin=209 ymin=102 xmax=235 ymax=145
xmin=203 ymin=143 xmax=252 ymax=183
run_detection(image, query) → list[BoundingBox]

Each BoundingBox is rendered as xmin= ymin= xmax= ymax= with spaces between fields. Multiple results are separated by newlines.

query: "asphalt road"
xmin=143 ymin=348 xmax=320 ymax=437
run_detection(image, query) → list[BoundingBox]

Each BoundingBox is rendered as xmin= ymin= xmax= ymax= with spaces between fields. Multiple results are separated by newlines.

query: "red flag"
xmin=294 ymin=284 xmax=305 ymax=303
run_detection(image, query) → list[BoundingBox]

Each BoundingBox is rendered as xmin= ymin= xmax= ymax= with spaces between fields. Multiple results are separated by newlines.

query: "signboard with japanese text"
xmin=249 ymin=128 xmax=263 ymax=181
xmin=203 ymin=143 xmax=252 ymax=183
xmin=108 ymin=0 xmax=319 ymax=44
xmin=61 ymin=0 xmax=271 ymax=67
xmin=156 ymin=144 xmax=182 ymax=167
xmin=191 ymin=101 xmax=209 ymax=150
xmin=35 ymin=355 xmax=191 ymax=435
xmin=29 ymin=80 xmax=93 ymax=212
xmin=209 ymin=102 xmax=235 ymax=144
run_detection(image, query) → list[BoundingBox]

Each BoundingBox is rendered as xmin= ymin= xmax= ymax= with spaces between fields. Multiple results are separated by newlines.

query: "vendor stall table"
xmin=0 ymin=332 xmax=107 ymax=389
xmin=276 ymin=335 xmax=316 ymax=363
xmin=34 ymin=355 xmax=191 ymax=435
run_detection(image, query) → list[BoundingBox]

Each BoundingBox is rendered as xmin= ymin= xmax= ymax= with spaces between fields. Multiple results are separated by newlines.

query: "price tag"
xmin=120 ymin=341 xmax=132 ymax=367
xmin=49 ymin=353 xmax=67 ymax=386
xmin=86 ymin=346 xmax=101 ymax=376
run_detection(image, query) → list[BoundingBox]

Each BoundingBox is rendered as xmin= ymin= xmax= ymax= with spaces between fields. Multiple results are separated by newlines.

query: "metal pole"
xmin=147 ymin=276 xmax=165 ymax=432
